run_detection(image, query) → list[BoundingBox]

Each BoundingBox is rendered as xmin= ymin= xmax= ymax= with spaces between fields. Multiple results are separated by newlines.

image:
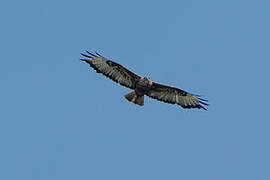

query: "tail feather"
xmin=125 ymin=91 xmax=144 ymax=106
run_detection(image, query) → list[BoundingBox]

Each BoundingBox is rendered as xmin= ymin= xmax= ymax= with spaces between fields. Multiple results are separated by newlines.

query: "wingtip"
xmin=81 ymin=50 xmax=104 ymax=59
xmin=201 ymin=105 xmax=208 ymax=111
xmin=199 ymin=99 xmax=209 ymax=111
xmin=80 ymin=59 xmax=92 ymax=65
xmin=86 ymin=50 xmax=98 ymax=57
xmin=199 ymin=100 xmax=209 ymax=106
xmin=80 ymin=52 xmax=93 ymax=59
xmin=193 ymin=94 xmax=209 ymax=110
xmin=95 ymin=51 xmax=102 ymax=57
xmin=198 ymin=97 xmax=208 ymax=102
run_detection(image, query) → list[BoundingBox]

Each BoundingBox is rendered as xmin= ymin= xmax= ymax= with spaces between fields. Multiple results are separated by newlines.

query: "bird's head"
xmin=142 ymin=77 xmax=153 ymax=86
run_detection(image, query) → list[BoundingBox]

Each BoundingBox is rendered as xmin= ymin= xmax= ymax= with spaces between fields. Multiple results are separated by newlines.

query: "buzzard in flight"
xmin=80 ymin=51 xmax=208 ymax=110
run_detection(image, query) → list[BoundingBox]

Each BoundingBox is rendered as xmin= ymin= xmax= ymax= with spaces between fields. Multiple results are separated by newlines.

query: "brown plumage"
xmin=80 ymin=51 xmax=208 ymax=110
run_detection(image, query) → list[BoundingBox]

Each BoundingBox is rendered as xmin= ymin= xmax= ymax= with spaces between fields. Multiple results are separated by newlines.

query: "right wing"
xmin=80 ymin=51 xmax=141 ymax=89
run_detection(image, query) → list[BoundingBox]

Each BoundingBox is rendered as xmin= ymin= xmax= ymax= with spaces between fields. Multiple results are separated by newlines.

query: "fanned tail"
xmin=125 ymin=91 xmax=144 ymax=106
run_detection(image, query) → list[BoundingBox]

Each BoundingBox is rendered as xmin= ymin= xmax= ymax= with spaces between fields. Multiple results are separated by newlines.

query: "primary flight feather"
xmin=80 ymin=51 xmax=208 ymax=110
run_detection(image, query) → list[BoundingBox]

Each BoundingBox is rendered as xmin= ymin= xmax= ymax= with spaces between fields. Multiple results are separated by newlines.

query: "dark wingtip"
xmin=199 ymin=98 xmax=209 ymax=111
xmin=200 ymin=105 xmax=208 ymax=111
xmin=80 ymin=59 xmax=92 ymax=65
xmin=95 ymin=51 xmax=102 ymax=57
xmin=181 ymin=103 xmax=208 ymax=111
xmin=200 ymin=100 xmax=209 ymax=111
xmin=198 ymin=97 xmax=208 ymax=102
xmin=194 ymin=94 xmax=209 ymax=110
xmin=81 ymin=50 xmax=104 ymax=59
xmin=199 ymin=100 xmax=209 ymax=106
xmin=80 ymin=53 xmax=93 ymax=59
xmin=86 ymin=50 xmax=97 ymax=57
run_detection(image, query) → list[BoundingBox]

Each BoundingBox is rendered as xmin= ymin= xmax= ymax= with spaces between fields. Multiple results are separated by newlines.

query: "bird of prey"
xmin=80 ymin=51 xmax=208 ymax=110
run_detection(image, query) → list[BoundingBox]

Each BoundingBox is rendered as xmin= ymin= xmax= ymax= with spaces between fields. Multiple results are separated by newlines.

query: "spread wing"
xmin=80 ymin=51 xmax=141 ymax=89
xmin=146 ymin=82 xmax=208 ymax=110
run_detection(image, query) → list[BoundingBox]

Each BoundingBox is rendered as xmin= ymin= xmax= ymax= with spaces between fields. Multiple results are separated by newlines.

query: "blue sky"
xmin=1 ymin=0 xmax=270 ymax=179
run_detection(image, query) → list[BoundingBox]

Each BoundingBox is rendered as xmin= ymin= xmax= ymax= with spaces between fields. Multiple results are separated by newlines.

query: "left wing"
xmin=146 ymin=82 xmax=208 ymax=110
xmin=80 ymin=51 xmax=141 ymax=89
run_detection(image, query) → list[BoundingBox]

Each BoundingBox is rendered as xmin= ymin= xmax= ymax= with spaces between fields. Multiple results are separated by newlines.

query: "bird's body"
xmin=124 ymin=77 xmax=153 ymax=106
xmin=135 ymin=77 xmax=153 ymax=96
xmin=80 ymin=51 xmax=208 ymax=110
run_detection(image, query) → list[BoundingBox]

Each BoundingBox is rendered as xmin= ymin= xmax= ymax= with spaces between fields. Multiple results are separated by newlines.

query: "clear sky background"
xmin=1 ymin=0 xmax=270 ymax=179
